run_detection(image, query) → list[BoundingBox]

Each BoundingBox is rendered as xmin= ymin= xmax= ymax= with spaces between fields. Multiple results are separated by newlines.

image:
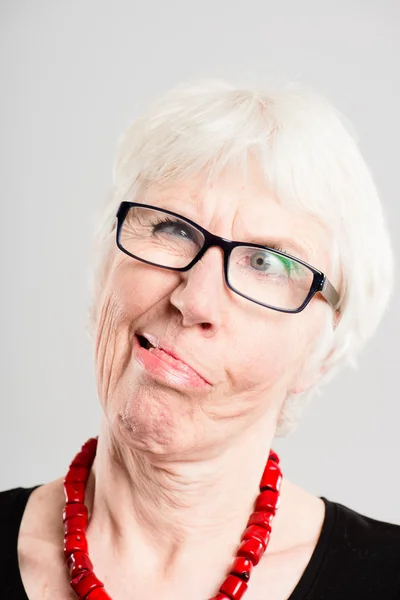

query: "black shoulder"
xmin=0 ymin=486 xmax=40 ymax=508
xmin=335 ymin=500 xmax=400 ymax=549
xmin=0 ymin=487 xmax=32 ymax=507
xmin=0 ymin=486 xmax=42 ymax=598
xmin=316 ymin=498 xmax=400 ymax=599
xmin=0 ymin=486 xmax=42 ymax=534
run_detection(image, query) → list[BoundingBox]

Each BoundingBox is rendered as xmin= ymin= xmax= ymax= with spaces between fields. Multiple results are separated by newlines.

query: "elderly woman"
xmin=1 ymin=80 xmax=399 ymax=600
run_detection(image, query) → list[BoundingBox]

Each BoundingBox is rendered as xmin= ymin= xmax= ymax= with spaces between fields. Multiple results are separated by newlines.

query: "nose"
xmin=169 ymin=246 xmax=225 ymax=331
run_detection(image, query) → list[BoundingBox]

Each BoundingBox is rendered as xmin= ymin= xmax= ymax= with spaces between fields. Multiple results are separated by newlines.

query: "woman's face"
xmin=95 ymin=163 xmax=335 ymax=456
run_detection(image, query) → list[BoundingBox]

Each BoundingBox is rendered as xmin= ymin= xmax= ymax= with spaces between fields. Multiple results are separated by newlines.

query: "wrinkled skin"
xmin=94 ymin=163 xmax=335 ymax=459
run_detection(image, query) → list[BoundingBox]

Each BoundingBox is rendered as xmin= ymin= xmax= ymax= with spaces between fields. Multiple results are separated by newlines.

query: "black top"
xmin=1 ymin=486 xmax=400 ymax=599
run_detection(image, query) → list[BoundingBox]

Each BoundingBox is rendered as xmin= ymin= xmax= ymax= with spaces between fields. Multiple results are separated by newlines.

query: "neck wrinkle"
xmin=85 ymin=418 xmax=279 ymax=562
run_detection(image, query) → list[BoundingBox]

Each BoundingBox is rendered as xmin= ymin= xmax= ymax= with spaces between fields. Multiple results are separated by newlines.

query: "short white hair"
xmin=87 ymin=79 xmax=394 ymax=437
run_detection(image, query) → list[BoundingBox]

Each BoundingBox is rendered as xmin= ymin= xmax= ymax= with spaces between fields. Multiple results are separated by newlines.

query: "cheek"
xmin=109 ymin=257 xmax=179 ymax=321
xmin=94 ymin=258 xmax=180 ymax=402
xmin=230 ymin=314 xmax=318 ymax=392
xmin=94 ymin=288 xmax=131 ymax=406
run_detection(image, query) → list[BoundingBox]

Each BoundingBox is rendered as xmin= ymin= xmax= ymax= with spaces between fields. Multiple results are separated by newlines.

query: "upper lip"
xmin=137 ymin=331 xmax=211 ymax=385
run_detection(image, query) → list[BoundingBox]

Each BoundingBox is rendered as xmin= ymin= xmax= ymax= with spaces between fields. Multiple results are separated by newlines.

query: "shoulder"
xmin=0 ymin=480 xmax=69 ymax=599
xmin=333 ymin=498 xmax=400 ymax=549
xmin=0 ymin=480 xmax=64 ymax=566
xmin=0 ymin=485 xmax=39 ymax=506
xmin=0 ymin=485 xmax=42 ymax=533
xmin=0 ymin=485 xmax=43 ymax=597
xmin=17 ymin=478 xmax=65 ymax=542
xmin=317 ymin=497 xmax=400 ymax=597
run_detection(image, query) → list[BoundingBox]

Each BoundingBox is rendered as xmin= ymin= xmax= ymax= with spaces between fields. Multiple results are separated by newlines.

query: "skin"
xmin=18 ymin=161 xmax=337 ymax=600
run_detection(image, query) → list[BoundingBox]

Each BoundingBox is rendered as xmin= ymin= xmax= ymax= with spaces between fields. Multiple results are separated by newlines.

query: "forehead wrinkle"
xmin=145 ymin=183 xmax=212 ymax=224
xmin=141 ymin=178 xmax=330 ymax=270
xmin=230 ymin=203 xmax=318 ymax=263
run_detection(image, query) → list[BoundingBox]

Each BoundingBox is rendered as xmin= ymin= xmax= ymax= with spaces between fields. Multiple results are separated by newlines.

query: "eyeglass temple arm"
xmin=321 ymin=277 xmax=341 ymax=310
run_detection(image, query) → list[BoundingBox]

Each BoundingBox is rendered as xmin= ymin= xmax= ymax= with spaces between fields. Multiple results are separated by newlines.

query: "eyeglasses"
xmin=115 ymin=202 xmax=340 ymax=314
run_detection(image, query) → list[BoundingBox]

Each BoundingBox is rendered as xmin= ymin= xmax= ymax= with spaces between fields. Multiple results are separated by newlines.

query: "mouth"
xmin=134 ymin=333 xmax=211 ymax=387
xmin=137 ymin=335 xmax=155 ymax=351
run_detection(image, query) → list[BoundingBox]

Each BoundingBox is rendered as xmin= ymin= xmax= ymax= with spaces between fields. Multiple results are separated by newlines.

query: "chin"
xmin=109 ymin=390 xmax=183 ymax=454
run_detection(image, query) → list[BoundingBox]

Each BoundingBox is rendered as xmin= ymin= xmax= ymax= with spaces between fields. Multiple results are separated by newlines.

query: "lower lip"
xmin=133 ymin=336 xmax=210 ymax=389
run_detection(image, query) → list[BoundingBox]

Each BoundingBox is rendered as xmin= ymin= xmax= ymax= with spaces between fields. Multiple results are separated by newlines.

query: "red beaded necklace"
xmin=63 ymin=438 xmax=282 ymax=600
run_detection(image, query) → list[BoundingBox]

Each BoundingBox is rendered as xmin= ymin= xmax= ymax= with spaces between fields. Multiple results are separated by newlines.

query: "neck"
xmin=83 ymin=417 xmax=294 ymax=595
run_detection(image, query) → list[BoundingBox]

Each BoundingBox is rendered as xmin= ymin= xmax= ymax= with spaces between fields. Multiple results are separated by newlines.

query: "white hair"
xmin=86 ymin=79 xmax=394 ymax=437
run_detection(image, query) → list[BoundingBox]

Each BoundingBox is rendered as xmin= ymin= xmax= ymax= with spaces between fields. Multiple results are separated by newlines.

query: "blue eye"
xmin=152 ymin=218 xmax=196 ymax=241
xmin=250 ymin=252 xmax=272 ymax=271
xmin=250 ymin=250 xmax=293 ymax=275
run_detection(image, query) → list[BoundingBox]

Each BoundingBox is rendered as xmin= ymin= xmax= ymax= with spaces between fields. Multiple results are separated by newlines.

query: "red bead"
xmin=220 ymin=575 xmax=248 ymax=599
xmin=81 ymin=442 xmax=98 ymax=462
xmin=67 ymin=551 xmax=94 ymax=578
xmin=260 ymin=463 xmax=282 ymax=492
xmin=64 ymin=533 xmax=89 ymax=558
xmin=86 ymin=588 xmax=113 ymax=599
xmin=70 ymin=449 xmax=95 ymax=468
xmin=70 ymin=439 xmax=97 ymax=468
xmin=63 ymin=502 xmax=88 ymax=522
xmin=64 ymin=482 xmax=86 ymax=504
xmin=70 ymin=570 xmax=104 ymax=598
xmin=255 ymin=489 xmax=280 ymax=514
xmin=268 ymin=449 xmax=279 ymax=463
xmin=237 ymin=538 xmax=265 ymax=565
xmin=247 ymin=511 xmax=274 ymax=528
xmin=241 ymin=525 xmax=271 ymax=549
xmin=65 ymin=466 xmax=90 ymax=484
xmin=64 ymin=515 xmax=89 ymax=535
xmin=230 ymin=557 xmax=253 ymax=581
xmin=70 ymin=455 xmax=92 ymax=469
xmin=60 ymin=439 xmax=282 ymax=600
xmin=82 ymin=437 xmax=98 ymax=450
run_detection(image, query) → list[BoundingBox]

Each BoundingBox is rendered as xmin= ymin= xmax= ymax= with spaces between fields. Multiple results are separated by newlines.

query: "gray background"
xmin=1 ymin=1 xmax=399 ymax=523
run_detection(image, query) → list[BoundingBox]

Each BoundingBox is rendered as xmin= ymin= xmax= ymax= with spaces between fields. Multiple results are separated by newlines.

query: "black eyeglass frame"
xmin=115 ymin=201 xmax=340 ymax=314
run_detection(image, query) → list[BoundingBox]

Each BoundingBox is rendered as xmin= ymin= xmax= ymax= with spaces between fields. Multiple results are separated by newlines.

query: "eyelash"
xmin=264 ymin=244 xmax=285 ymax=254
